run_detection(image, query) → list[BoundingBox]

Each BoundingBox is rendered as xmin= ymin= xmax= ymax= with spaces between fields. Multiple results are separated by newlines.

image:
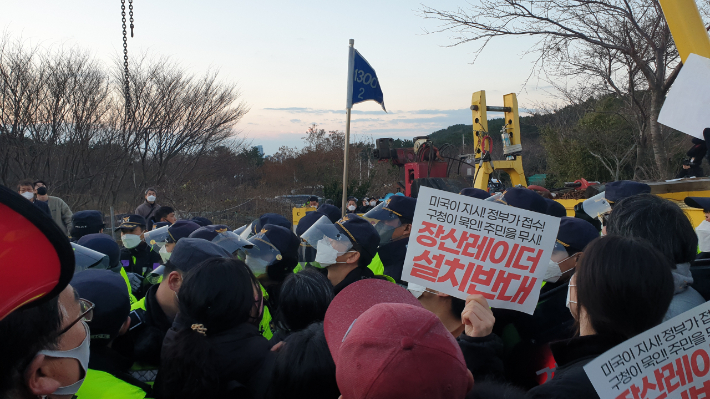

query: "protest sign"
xmin=401 ymin=187 xmax=561 ymax=314
xmin=584 ymin=301 xmax=710 ymax=399
xmin=658 ymin=53 xmax=710 ymax=139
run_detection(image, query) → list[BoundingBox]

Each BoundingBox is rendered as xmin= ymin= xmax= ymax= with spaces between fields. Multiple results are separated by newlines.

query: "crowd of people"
xmin=1 ymin=177 xmax=710 ymax=399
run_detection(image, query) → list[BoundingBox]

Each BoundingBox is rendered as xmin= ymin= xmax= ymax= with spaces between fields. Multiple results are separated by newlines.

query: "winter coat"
xmin=135 ymin=201 xmax=160 ymax=221
xmin=665 ymin=262 xmax=706 ymax=321
xmin=526 ymin=334 xmax=624 ymax=399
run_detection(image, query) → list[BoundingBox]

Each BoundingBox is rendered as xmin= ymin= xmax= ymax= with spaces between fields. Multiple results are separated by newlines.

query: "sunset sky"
xmin=3 ymin=0 xmax=553 ymax=154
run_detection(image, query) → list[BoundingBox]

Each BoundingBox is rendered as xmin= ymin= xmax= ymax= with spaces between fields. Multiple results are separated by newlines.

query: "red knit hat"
xmin=324 ymin=279 xmax=471 ymax=399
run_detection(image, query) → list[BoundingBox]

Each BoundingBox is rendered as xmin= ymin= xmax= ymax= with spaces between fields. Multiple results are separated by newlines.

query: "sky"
xmin=2 ymin=0 xmax=554 ymax=155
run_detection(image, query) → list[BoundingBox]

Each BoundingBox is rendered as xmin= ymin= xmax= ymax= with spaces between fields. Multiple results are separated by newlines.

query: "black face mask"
xmin=36 ymin=187 xmax=48 ymax=196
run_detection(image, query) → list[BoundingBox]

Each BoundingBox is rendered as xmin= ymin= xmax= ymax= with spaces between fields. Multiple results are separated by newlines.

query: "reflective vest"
xmin=259 ymin=284 xmax=274 ymax=340
xmin=76 ymin=369 xmax=149 ymax=399
xmin=119 ymin=267 xmax=138 ymax=305
xmin=368 ymin=253 xmax=385 ymax=275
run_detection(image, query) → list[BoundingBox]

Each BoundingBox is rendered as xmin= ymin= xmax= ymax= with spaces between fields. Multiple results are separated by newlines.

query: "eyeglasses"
xmin=57 ymin=298 xmax=94 ymax=336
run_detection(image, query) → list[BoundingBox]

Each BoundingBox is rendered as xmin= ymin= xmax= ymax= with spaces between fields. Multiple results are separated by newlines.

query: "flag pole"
xmin=342 ymin=39 xmax=355 ymax=217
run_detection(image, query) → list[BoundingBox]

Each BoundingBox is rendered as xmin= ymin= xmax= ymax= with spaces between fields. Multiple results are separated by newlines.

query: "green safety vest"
xmin=368 ymin=253 xmax=385 ymax=275
xmin=76 ymin=369 xmax=148 ymax=399
xmin=119 ymin=267 xmax=138 ymax=305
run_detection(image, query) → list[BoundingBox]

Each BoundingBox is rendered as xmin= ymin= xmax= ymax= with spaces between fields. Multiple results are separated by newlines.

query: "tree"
xmin=421 ymin=0 xmax=689 ymax=178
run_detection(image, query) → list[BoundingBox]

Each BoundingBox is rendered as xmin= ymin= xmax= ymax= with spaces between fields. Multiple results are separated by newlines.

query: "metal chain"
xmin=129 ymin=0 xmax=134 ymax=37
xmin=121 ymin=0 xmax=131 ymax=117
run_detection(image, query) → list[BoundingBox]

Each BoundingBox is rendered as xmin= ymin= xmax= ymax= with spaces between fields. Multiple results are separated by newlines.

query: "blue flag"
xmin=348 ymin=49 xmax=386 ymax=112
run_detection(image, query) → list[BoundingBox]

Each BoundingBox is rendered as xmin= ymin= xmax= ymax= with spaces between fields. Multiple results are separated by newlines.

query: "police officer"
xmin=188 ymin=224 xmax=253 ymax=256
xmin=503 ymin=187 xmax=549 ymax=214
xmin=116 ymin=215 xmax=162 ymax=286
xmin=190 ymin=216 xmax=212 ymax=226
xmin=113 ymin=238 xmax=232 ymax=384
xmin=70 ymin=210 xmax=105 ymax=242
xmin=493 ymin=217 xmax=599 ymax=390
xmin=249 ymin=213 xmax=292 ymax=237
xmin=579 ymin=180 xmax=651 ymax=232
xmin=295 ymin=211 xmax=328 ymax=272
xmin=72 ymin=269 xmax=151 ymax=399
xmin=162 ymin=220 xmax=202 ymax=262
xmin=317 ymin=203 xmax=342 ymax=223
xmin=239 ymin=224 xmax=301 ymax=309
xmin=363 ymin=196 xmax=417 ymax=283
xmin=302 ymin=214 xmax=383 ymax=294
xmin=78 ymin=233 xmax=138 ymax=305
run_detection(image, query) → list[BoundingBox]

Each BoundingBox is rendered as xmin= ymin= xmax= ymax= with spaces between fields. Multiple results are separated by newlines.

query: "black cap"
xmin=335 ymin=214 xmax=380 ymax=258
xmin=557 ymin=217 xmax=599 ymax=253
xmin=260 ymin=224 xmax=301 ymax=261
xmin=115 ymin=214 xmax=146 ymax=231
xmin=317 ymin=204 xmax=342 ymax=223
xmin=77 ymin=234 xmax=120 ymax=268
xmin=545 ymin=199 xmax=567 ymax=217
xmin=166 ymin=220 xmax=201 ymax=244
xmin=252 ymin=213 xmax=292 ymax=234
xmin=504 ymin=187 xmax=548 ymax=215
xmin=459 ymin=188 xmax=491 ymax=200
xmin=382 ymin=196 xmax=416 ymax=222
xmin=168 ymin=238 xmax=232 ymax=273
xmin=189 ymin=224 xmax=230 ymax=241
xmin=605 ymin=181 xmax=651 ymax=204
xmin=296 ymin=211 xmax=323 ymax=237
xmin=685 ymin=197 xmax=710 ymax=211
xmin=191 ymin=217 xmax=212 ymax=227
xmin=308 ymin=196 xmax=319 ymax=202
xmin=71 ymin=210 xmax=105 ymax=236
xmin=153 ymin=221 xmax=170 ymax=229
xmin=71 ymin=269 xmax=130 ymax=345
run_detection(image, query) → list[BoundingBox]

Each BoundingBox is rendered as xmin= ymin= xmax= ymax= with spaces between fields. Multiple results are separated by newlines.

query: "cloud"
xmin=263 ymin=107 xmax=396 ymax=116
xmin=289 ymin=119 xmax=301 ymax=123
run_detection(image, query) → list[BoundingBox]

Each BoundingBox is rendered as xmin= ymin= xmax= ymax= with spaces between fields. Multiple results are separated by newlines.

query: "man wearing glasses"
xmin=0 ymin=284 xmax=91 ymax=398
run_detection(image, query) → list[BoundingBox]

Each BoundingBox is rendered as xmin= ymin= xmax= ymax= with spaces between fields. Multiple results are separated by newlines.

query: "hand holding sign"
xmin=462 ymin=294 xmax=496 ymax=338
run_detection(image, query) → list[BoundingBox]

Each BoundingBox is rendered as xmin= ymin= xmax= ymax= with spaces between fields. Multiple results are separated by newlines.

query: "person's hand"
xmin=271 ymin=341 xmax=285 ymax=352
xmin=683 ymin=165 xmax=691 ymax=170
xmin=461 ymin=294 xmax=495 ymax=338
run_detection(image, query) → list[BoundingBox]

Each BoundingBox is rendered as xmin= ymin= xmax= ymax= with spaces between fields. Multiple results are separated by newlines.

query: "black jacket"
xmin=333 ymin=266 xmax=388 ymax=295
xmin=491 ymin=280 xmax=575 ymax=390
xmin=113 ymin=284 xmax=173 ymax=369
xmin=458 ymin=333 xmax=506 ymax=383
xmin=379 ymin=237 xmax=409 ymax=284
xmin=526 ymin=334 xmax=624 ymax=399
xmin=158 ymin=322 xmax=273 ymax=398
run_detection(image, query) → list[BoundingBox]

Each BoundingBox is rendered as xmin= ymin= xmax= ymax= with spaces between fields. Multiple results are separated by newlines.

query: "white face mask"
xmin=370 ymin=201 xmax=376 ymax=206
xmin=315 ymin=239 xmax=346 ymax=268
xmin=147 ymin=195 xmax=156 ymax=202
xmin=159 ymin=245 xmax=171 ymax=263
xmin=544 ymin=256 xmax=575 ymax=283
xmin=21 ymin=191 xmax=34 ymax=200
xmin=347 ymin=205 xmax=357 ymax=211
xmin=122 ymin=234 xmax=142 ymax=249
xmin=38 ymin=321 xmax=90 ymax=396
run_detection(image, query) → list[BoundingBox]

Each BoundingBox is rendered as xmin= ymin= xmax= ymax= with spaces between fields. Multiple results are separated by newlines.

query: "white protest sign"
xmin=658 ymin=53 xmax=710 ymax=139
xmin=584 ymin=301 xmax=710 ymax=399
xmin=402 ymin=187 xmax=561 ymax=315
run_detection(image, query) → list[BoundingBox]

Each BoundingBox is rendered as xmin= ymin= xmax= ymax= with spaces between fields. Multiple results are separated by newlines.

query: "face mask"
xmin=37 ymin=186 xmax=48 ymax=195
xmin=370 ymin=201 xmax=376 ymax=206
xmin=147 ymin=195 xmax=156 ymax=202
xmin=122 ymin=234 xmax=141 ymax=249
xmin=315 ymin=239 xmax=344 ymax=268
xmin=38 ymin=321 xmax=90 ymax=396
xmin=21 ymin=191 xmax=34 ymax=200
xmin=159 ymin=245 xmax=171 ymax=263
xmin=348 ymin=205 xmax=357 ymax=211
xmin=566 ymin=283 xmax=577 ymax=310
xmin=544 ymin=256 xmax=575 ymax=283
